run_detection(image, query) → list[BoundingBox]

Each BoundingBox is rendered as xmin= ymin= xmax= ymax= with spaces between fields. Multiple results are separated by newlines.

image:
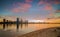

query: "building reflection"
xmin=3 ymin=19 xmax=6 ymax=30
xmin=6 ymin=20 xmax=9 ymax=28
xmin=1 ymin=18 xmax=28 ymax=31
xmin=16 ymin=18 xmax=19 ymax=30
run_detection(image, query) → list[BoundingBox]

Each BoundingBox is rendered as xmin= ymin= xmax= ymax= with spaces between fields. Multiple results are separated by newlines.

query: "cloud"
xmin=11 ymin=8 xmax=21 ymax=13
xmin=54 ymin=1 xmax=60 ymax=4
xmin=38 ymin=0 xmax=60 ymax=6
xmin=38 ymin=3 xmax=54 ymax=17
xmin=25 ymin=0 xmax=33 ymax=3
xmin=11 ymin=2 xmax=32 ymax=13
xmin=38 ymin=3 xmax=53 ymax=10
xmin=44 ymin=4 xmax=53 ymax=10
xmin=38 ymin=1 xmax=45 ymax=6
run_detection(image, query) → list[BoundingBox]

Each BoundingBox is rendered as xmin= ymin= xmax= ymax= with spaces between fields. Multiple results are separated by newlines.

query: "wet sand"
xmin=18 ymin=27 xmax=60 ymax=37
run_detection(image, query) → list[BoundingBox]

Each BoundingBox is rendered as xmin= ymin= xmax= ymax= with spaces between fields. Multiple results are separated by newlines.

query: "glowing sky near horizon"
xmin=0 ymin=0 xmax=60 ymax=20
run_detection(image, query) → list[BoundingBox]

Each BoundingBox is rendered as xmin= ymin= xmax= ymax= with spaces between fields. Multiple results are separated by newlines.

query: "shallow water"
xmin=0 ymin=24 xmax=60 ymax=37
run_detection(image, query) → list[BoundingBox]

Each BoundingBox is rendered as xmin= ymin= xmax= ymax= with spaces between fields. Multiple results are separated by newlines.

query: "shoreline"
xmin=18 ymin=27 xmax=60 ymax=37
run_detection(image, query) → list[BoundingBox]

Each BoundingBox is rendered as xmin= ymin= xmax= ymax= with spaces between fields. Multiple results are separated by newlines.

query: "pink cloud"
xmin=38 ymin=4 xmax=53 ymax=11
xmin=47 ymin=0 xmax=60 ymax=4
xmin=11 ymin=8 xmax=20 ymax=13
xmin=38 ymin=1 xmax=45 ymax=6
xmin=11 ymin=3 xmax=32 ymax=13
xmin=21 ymin=3 xmax=31 ymax=8
xmin=54 ymin=1 xmax=60 ymax=4
xmin=44 ymin=4 xmax=53 ymax=10
xmin=25 ymin=0 xmax=33 ymax=3
xmin=37 ymin=0 xmax=54 ymax=14
xmin=38 ymin=3 xmax=54 ymax=17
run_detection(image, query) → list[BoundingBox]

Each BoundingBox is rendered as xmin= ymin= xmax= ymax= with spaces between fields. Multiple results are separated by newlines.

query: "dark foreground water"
xmin=0 ymin=24 xmax=60 ymax=37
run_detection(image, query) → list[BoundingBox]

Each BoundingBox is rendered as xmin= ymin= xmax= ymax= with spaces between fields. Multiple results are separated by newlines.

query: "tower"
xmin=16 ymin=18 xmax=19 ymax=30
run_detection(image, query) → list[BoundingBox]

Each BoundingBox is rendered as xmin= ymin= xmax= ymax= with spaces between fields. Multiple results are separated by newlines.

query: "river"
xmin=0 ymin=24 xmax=60 ymax=37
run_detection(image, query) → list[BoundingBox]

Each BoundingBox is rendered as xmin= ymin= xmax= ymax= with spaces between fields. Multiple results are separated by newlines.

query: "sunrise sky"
xmin=0 ymin=0 xmax=60 ymax=20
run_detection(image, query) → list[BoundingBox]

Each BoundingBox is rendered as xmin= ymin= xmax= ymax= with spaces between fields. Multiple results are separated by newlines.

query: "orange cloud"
xmin=12 ymin=3 xmax=32 ymax=13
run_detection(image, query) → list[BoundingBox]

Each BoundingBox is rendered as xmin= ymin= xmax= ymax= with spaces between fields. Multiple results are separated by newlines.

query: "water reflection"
xmin=1 ymin=24 xmax=60 ymax=31
xmin=1 ymin=18 xmax=28 ymax=31
xmin=0 ymin=23 xmax=60 ymax=37
xmin=0 ymin=18 xmax=60 ymax=37
xmin=1 ymin=18 xmax=60 ymax=32
xmin=2 ymin=24 xmax=28 ymax=31
xmin=3 ymin=19 xmax=5 ymax=30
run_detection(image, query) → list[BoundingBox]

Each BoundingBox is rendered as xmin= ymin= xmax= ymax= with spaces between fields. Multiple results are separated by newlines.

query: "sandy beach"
xmin=18 ymin=27 xmax=60 ymax=37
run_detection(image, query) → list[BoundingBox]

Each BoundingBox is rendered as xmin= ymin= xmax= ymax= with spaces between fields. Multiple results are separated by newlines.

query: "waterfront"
xmin=0 ymin=24 xmax=60 ymax=37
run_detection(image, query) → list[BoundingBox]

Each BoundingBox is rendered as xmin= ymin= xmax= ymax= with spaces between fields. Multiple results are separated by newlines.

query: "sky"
xmin=0 ymin=0 xmax=60 ymax=20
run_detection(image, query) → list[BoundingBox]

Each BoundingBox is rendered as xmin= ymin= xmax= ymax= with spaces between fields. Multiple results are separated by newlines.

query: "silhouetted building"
xmin=6 ymin=20 xmax=9 ymax=28
xmin=16 ymin=18 xmax=20 ymax=30
xmin=3 ymin=19 xmax=6 ymax=29
xmin=20 ymin=18 xmax=23 ymax=28
xmin=25 ymin=20 xmax=28 ymax=28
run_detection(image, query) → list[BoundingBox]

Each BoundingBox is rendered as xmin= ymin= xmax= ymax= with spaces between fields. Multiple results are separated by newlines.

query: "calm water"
xmin=0 ymin=24 xmax=60 ymax=37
